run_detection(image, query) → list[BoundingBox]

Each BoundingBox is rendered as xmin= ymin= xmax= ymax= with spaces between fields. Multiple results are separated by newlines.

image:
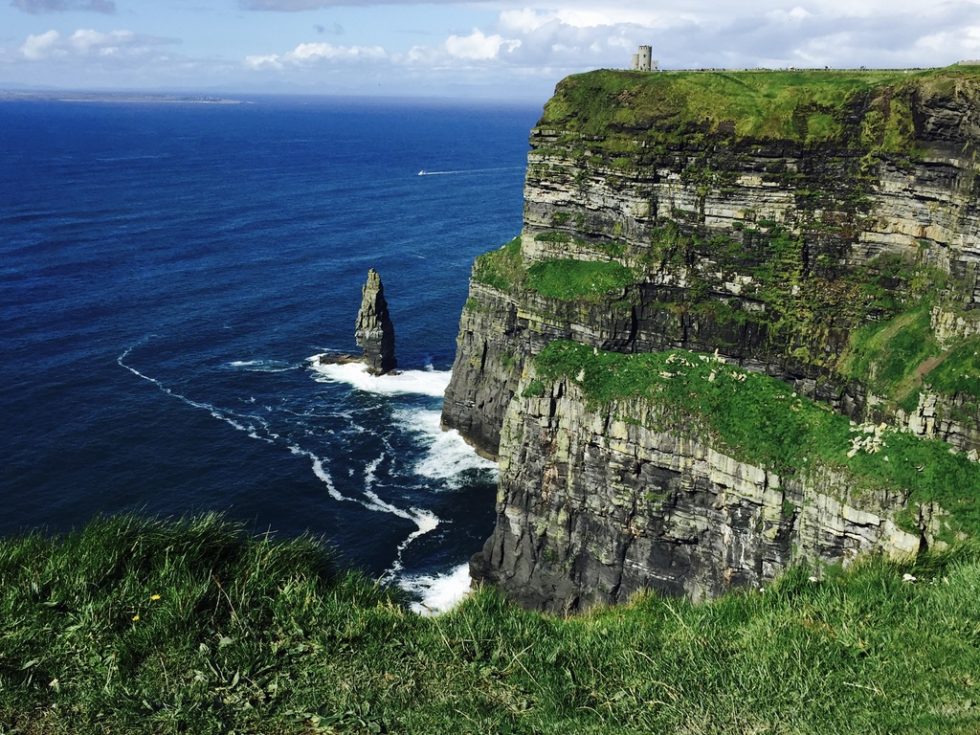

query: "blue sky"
xmin=1 ymin=0 xmax=979 ymax=99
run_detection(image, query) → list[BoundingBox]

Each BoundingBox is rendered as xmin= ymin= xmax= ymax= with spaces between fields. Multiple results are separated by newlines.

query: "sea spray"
xmin=309 ymin=358 xmax=451 ymax=397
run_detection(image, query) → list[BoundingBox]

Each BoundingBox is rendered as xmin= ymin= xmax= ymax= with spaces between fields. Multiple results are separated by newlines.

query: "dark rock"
xmin=472 ymin=373 xmax=922 ymax=614
xmin=355 ymin=269 xmax=396 ymax=375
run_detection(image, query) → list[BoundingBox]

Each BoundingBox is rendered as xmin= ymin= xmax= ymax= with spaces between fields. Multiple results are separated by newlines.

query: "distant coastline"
xmin=0 ymin=90 xmax=244 ymax=105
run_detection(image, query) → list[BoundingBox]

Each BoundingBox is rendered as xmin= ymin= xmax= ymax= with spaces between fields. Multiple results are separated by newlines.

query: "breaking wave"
xmin=398 ymin=563 xmax=472 ymax=615
xmin=394 ymin=409 xmax=497 ymax=488
xmin=308 ymin=357 xmax=450 ymax=397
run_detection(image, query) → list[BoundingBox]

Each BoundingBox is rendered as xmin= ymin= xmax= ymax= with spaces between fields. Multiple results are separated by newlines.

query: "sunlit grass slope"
xmin=1 ymin=515 xmax=978 ymax=734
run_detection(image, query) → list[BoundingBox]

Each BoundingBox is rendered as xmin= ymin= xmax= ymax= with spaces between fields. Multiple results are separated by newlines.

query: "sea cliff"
xmin=444 ymin=66 xmax=980 ymax=611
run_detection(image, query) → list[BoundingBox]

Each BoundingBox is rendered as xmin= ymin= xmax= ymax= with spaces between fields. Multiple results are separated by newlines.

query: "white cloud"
xmin=244 ymin=53 xmax=283 ymax=70
xmin=445 ymin=29 xmax=519 ymax=61
xmin=69 ymin=29 xmax=134 ymax=54
xmin=499 ymin=9 xmax=550 ymax=34
xmin=765 ymin=6 xmax=812 ymax=24
xmin=245 ymin=41 xmax=387 ymax=70
xmin=451 ymin=1 xmax=980 ymax=72
xmin=289 ymin=41 xmax=385 ymax=61
xmin=21 ymin=30 xmax=62 ymax=60
xmin=19 ymin=27 xmax=176 ymax=62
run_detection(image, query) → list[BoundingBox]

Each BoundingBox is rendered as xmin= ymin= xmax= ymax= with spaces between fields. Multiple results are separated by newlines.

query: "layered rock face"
xmin=443 ymin=69 xmax=980 ymax=458
xmin=444 ymin=67 xmax=980 ymax=610
xmin=475 ymin=371 xmax=926 ymax=614
xmin=355 ymin=269 xmax=396 ymax=375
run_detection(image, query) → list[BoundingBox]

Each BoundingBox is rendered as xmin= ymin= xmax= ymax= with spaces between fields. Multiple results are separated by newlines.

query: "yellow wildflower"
xmin=132 ymin=614 xmax=140 ymax=622
xmin=149 ymin=594 xmax=161 ymax=601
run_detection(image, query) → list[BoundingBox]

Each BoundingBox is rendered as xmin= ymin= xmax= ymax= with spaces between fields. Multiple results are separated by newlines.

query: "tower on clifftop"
xmin=631 ymin=45 xmax=657 ymax=71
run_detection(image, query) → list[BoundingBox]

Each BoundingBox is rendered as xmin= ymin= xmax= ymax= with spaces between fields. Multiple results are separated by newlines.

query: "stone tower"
xmin=631 ymin=45 xmax=656 ymax=72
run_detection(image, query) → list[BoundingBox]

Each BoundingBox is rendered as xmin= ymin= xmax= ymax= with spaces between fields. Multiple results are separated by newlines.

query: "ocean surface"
xmin=0 ymin=95 xmax=540 ymax=612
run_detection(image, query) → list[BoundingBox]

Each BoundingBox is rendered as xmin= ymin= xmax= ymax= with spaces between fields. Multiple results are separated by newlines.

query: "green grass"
xmin=526 ymin=259 xmax=636 ymax=301
xmin=927 ymin=337 xmax=980 ymax=399
xmin=472 ymin=236 xmax=525 ymax=292
xmin=533 ymin=230 xmax=571 ymax=244
xmin=842 ymin=306 xmax=941 ymax=408
xmin=540 ymin=66 xmax=980 ymax=148
xmin=2 ymin=514 xmax=980 ymax=734
xmin=534 ymin=341 xmax=980 ymax=534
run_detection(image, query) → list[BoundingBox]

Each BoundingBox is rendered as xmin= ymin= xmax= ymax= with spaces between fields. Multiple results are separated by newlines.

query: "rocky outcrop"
xmin=355 ymin=269 xmax=396 ymax=375
xmin=899 ymin=390 xmax=980 ymax=456
xmin=444 ymin=67 xmax=980 ymax=611
xmin=472 ymin=371 xmax=928 ymax=614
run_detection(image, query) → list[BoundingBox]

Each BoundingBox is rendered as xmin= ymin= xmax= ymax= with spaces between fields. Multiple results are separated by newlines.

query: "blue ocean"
xmin=0 ymin=95 xmax=539 ymax=611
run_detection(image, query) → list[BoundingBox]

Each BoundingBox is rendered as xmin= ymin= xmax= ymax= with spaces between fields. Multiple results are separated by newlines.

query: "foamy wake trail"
xmin=399 ymin=563 xmax=472 ymax=615
xmin=308 ymin=357 xmax=450 ymax=397
xmin=228 ymin=359 xmax=297 ymax=373
xmin=394 ymin=409 xmax=497 ymax=488
xmin=119 ymin=343 xmax=442 ymax=574
xmin=118 ymin=345 xmax=275 ymax=444
xmin=364 ymin=454 xmax=442 ymax=584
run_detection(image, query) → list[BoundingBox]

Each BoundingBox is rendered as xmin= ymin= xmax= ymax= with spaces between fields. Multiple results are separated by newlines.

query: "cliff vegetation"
xmin=533 ymin=340 xmax=980 ymax=537
xmin=539 ymin=66 xmax=977 ymax=149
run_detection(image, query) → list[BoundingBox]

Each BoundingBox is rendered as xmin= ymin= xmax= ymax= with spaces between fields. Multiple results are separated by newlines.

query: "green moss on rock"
xmin=472 ymin=236 xmax=524 ymax=292
xmin=526 ymin=259 xmax=636 ymax=301
xmin=927 ymin=337 xmax=980 ymax=399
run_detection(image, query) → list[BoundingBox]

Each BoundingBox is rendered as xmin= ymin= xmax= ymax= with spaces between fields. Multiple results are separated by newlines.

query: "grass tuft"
xmin=472 ymin=236 xmax=525 ymax=292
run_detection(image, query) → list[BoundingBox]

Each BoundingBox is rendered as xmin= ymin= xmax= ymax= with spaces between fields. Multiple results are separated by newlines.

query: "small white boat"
xmin=418 ymin=169 xmax=426 ymax=176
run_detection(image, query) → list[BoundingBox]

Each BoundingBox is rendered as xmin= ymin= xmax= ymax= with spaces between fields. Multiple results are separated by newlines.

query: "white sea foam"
xmin=308 ymin=357 xmax=450 ymax=397
xmin=364 ymin=453 xmax=384 ymax=490
xmin=399 ymin=563 xmax=472 ymax=616
xmin=228 ymin=359 xmax=295 ymax=373
xmin=118 ymin=345 xmax=276 ymax=445
xmin=120 ymin=342 xmax=444 ymax=592
xmin=394 ymin=409 xmax=497 ymax=487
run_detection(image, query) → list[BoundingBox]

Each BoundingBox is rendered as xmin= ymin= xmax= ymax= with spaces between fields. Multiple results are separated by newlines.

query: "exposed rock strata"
xmin=472 ymin=373 xmax=928 ymax=614
xmin=355 ymin=269 xmax=396 ymax=375
xmin=899 ymin=391 xmax=980 ymax=456
xmin=444 ymin=71 xmax=980 ymax=458
xmin=443 ymin=68 xmax=980 ymax=611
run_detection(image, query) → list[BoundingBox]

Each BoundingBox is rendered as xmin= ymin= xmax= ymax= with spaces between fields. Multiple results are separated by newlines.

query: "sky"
xmin=1 ymin=0 xmax=979 ymax=99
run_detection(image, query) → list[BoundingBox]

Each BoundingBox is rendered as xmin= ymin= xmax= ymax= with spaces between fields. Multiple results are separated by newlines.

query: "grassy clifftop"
xmin=2 ymin=514 xmax=979 ymax=734
xmin=539 ymin=65 xmax=980 ymax=145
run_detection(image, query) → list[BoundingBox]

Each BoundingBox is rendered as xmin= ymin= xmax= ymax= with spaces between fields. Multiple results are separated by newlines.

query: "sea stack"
xmin=355 ymin=268 xmax=396 ymax=375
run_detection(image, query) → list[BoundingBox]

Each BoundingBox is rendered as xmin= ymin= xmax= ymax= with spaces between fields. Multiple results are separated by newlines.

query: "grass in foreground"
xmin=1 ymin=514 xmax=979 ymax=734
xmin=534 ymin=341 xmax=980 ymax=535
